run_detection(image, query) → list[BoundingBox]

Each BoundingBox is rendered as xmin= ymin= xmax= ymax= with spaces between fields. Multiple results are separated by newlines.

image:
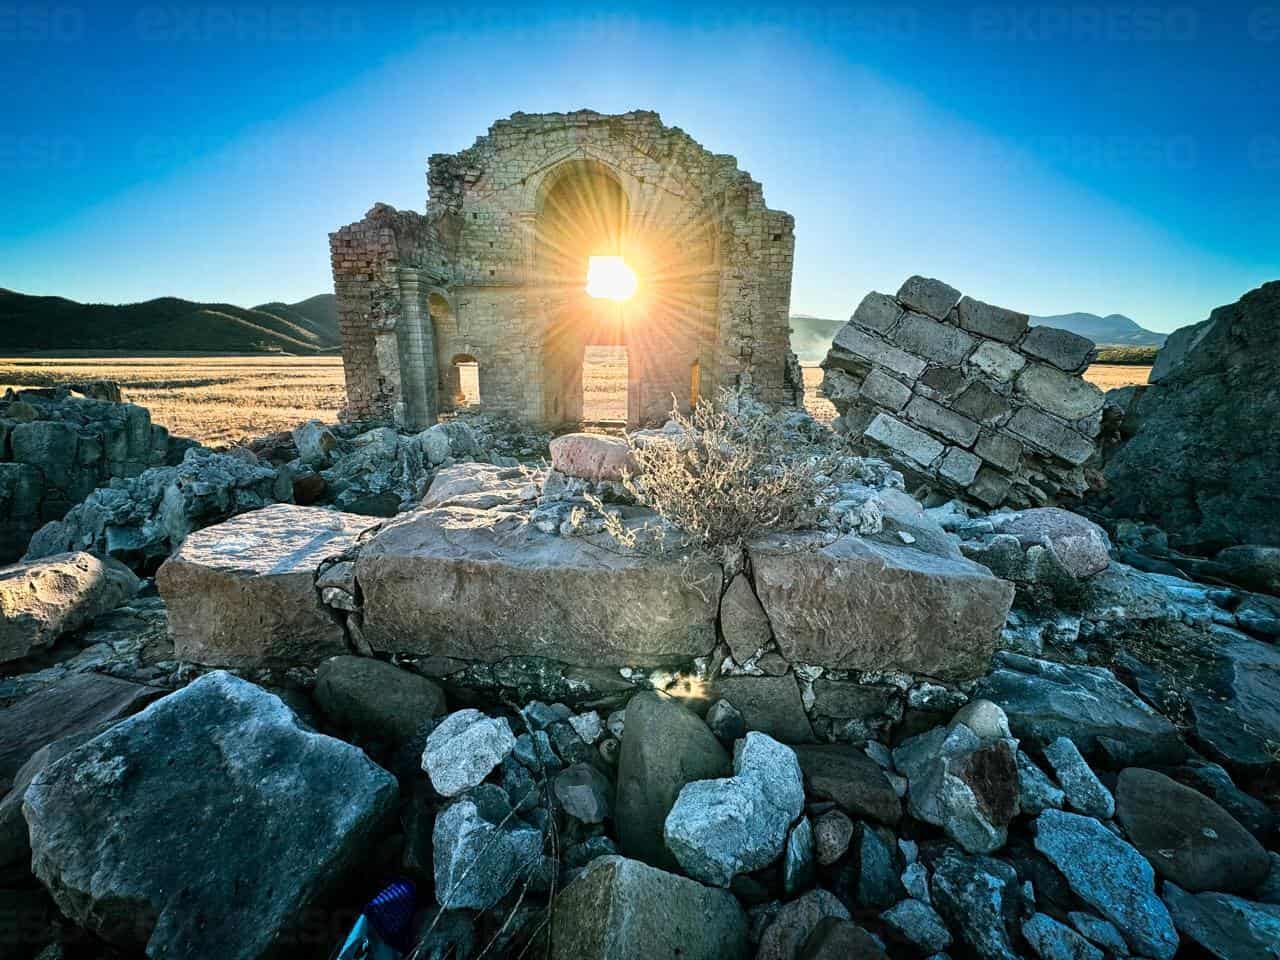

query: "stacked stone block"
xmin=821 ymin=277 xmax=1102 ymax=508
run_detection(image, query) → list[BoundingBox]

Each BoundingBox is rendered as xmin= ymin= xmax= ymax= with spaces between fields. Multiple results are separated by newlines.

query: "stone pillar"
xmin=396 ymin=270 xmax=438 ymax=429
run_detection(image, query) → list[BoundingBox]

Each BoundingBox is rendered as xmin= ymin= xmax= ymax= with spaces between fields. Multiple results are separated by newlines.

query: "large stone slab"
xmin=157 ymin=504 xmax=376 ymax=667
xmin=1 ymin=551 xmax=140 ymax=663
xmin=23 ymin=671 xmax=398 ymax=959
xmin=748 ymin=533 xmax=1014 ymax=681
xmin=356 ymin=506 xmax=722 ymax=666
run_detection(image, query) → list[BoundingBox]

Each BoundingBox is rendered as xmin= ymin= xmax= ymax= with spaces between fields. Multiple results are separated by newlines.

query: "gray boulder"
xmin=930 ymin=851 xmax=1024 ymax=960
xmin=554 ymin=763 xmax=612 ymax=823
xmin=664 ymin=732 xmax=804 ymax=886
xmin=798 ymin=917 xmax=888 ymax=960
xmin=792 ymin=744 xmax=900 ymax=825
xmin=1163 ymin=883 xmax=1280 ymax=960
xmin=1114 ymin=767 xmax=1271 ymax=893
xmin=756 ymin=889 xmax=851 ymax=960
xmin=711 ymin=673 xmax=815 ymax=743
xmin=1 ymin=551 xmax=140 ymax=663
xmin=1034 ymin=809 xmax=1178 ymax=960
xmin=433 ymin=793 xmax=542 ymax=910
xmin=782 ymin=816 xmax=815 ymax=894
xmin=812 ymin=809 xmax=855 ymax=865
xmin=548 ymin=855 xmax=748 ymax=960
xmin=615 ymin=692 xmax=729 ymax=870
xmin=1021 ymin=912 xmax=1104 ymax=960
xmin=988 ymin=508 xmax=1111 ymax=579
xmin=422 ymin=709 xmax=516 ymax=797
xmin=23 ymin=671 xmax=398 ymax=959
xmin=1016 ymin=751 xmax=1065 ymax=815
xmin=314 ymin=655 xmax=447 ymax=745
xmin=1042 ymin=737 xmax=1114 ymax=819
xmin=882 ymin=898 xmax=952 ymax=954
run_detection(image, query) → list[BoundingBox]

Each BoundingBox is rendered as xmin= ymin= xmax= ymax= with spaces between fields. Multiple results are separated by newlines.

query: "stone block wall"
xmin=0 ymin=390 xmax=185 ymax=562
xmin=821 ymin=277 xmax=1102 ymax=508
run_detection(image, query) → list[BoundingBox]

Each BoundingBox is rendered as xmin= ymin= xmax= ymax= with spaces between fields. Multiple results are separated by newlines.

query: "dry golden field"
xmin=0 ymin=356 xmax=345 ymax=446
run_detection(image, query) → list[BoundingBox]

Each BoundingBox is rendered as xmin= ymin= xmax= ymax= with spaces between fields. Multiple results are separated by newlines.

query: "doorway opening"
xmin=450 ymin=354 xmax=480 ymax=407
xmin=581 ymin=346 xmax=628 ymax=424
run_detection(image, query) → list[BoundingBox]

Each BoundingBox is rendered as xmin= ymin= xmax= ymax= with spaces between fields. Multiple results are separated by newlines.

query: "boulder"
xmin=756 ymin=889 xmax=851 ymax=960
xmin=720 ymin=573 xmax=773 ymax=663
xmin=1163 ymin=884 xmax=1280 ymax=960
xmin=812 ymin=809 xmax=854 ymax=865
xmin=1033 ymin=809 xmax=1178 ymax=960
xmin=974 ymin=652 xmax=1184 ymax=763
xmin=433 ymin=791 xmax=542 ymax=910
xmin=782 ymin=817 xmax=816 ymax=894
xmin=356 ymin=505 xmax=722 ymax=667
xmin=799 ymin=918 xmax=888 ymax=960
xmin=313 ymin=655 xmax=447 ymax=745
xmin=1 ymin=551 xmax=140 ymax=663
xmin=930 ymin=851 xmax=1024 ymax=960
xmin=0 ymin=728 xmax=97 ymax=868
xmin=0 ymin=671 xmax=161 ymax=792
xmin=157 ymin=504 xmax=376 ymax=667
xmin=615 ymin=692 xmax=729 ymax=870
xmin=1042 ymin=737 xmax=1114 ymax=819
xmin=710 ymin=673 xmax=815 ymax=743
xmin=554 ymin=763 xmax=612 ymax=823
xmin=421 ymin=709 xmax=516 ymax=797
xmin=549 ymin=855 xmax=748 ymax=960
xmin=548 ymin=433 xmax=635 ymax=482
xmin=748 ymin=532 xmax=1014 ymax=681
xmin=664 ymin=732 xmax=804 ymax=886
xmin=987 ymin=509 xmax=1111 ymax=579
xmin=1021 ymin=912 xmax=1104 ymax=960
xmin=1016 ymin=751 xmax=1066 ymax=815
xmin=1100 ymin=280 xmax=1280 ymax=550
xmin=791 ymin=744 xmax=900 ymax=825
xmin=1114 ymin=767 xmax=1270 ymax=893
xmin=882 ymin=898 xmax=952 ymax=954
xmin=23 ymin=671 xmax=398 ymax=959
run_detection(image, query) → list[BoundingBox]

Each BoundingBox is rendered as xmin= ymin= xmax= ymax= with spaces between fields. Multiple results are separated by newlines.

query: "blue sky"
xmin=1 ymin=1 xmax=1276 ymax=331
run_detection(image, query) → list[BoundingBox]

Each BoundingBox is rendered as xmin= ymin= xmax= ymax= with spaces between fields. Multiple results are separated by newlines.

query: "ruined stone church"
xmin=330 ymin=110 xmax=797 ymax=429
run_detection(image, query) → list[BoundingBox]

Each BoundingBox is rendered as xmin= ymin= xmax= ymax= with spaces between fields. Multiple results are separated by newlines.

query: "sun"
xmin=585 ymin=255 xmax=638 ymax=301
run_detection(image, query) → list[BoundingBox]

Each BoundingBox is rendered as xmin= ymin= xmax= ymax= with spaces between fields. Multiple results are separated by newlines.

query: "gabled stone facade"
xmin=330 ymin=110 xmax=798 ymax=430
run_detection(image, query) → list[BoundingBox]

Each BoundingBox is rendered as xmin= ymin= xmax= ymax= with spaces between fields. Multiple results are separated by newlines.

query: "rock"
xmin=23 ymin=671 xmax=397 ymax=959
xmin=835 ymin=822 xmax=903 ymax=909
xmin=1033 ymin=809 xmax=1178 ymax=960
xmin=664 ymin=732 xmax=804 ymax=886
xmin=433 ymin=794 xmax=542 ymax=910
xmin=952 ymin=698 xmax=1013 ymax=739
xmin=1021 ymin=912 xmax=1104 ymax=960
xmin=897 ymin=275 xmax=961 ymax=320
xmin=422 ymin=709 xmax=516 ymax=797
xmin=749 ymin=532 xmax=1013 ymax=681
xmin=973 ymin=652 xmax=1184 ymax=764
xmin=756 ymin=889 xmax=851 ymax=960
xmin=711 ymin=673 xmax=815 ymax=743
xmin=1257 ymin=853 xmax=1280 ymax=905
xmin=549 ymin=855 xmax=748 ymax=960
xmin=0 ymin=671 xmax=161 ymax=792
xmin=902 ymin=861 xmax=930 ymax=901
xmin=894 ymin=721 xmax=1019 ymax=854
xmin=0 ymin=728 xmax=97 ymax=868
xmin=292 ymin=419 xmax=341 ymax=468
xmin=783 ymin=817 xmax=816 ymax=894
xmin=1114 ymin=767 xmax=1270 ymax=893
xmin=157 ymin=504 xmax=376 ymax=667
xmin=882 ymin=898 xmax=952 ymax=953
xmin=1213 ymin=544 xmax=1280 ymax=595
xmin=987 ymin=509 xmax=1111 ymax=579
xmin=1100 ymin=281 xmax=1280 ymax=550
xmin=356 ymin=502 xmax=722 ymax=666
xmin=615 ymin=692 xmax=729 ymax=870
xmin=812 ymin=809 xmax=854 ymax=865
xmin=314 ymin=656 xmax=447 ymax=744
xmin=1016 ymin=750 xmax=1065 ymax=815
xmin=930 ymin=851 xmax=1023 ymax=960
xmin=1021 ymin=326 xmax=1095 ymax=372
xmin=791 ymin=744 xmax=901 ymax=825
xmin=798 ymin=918 xmax=888 ymax=960
xmin=554 ymin=763 xmax=611 ymax=823
xmin=706 ymin=698 xmax=747 ymax=742
xmin=1066 ymin=912 xmax=1129 ymax=955
xmin=568 ymin=710 xmax=603 ymax=744
xmin=720 ymin=573 xmax=773 ymax=663
xmin=1042 ymin=737 xmax=1114 ymax=819
xmin=1 ymin=552 xmax=140 ymax=663
xmin=1162 ymin=883 xmax=1280 ymax=960
xmin=548 ymin=433 xmax=635 ymax=482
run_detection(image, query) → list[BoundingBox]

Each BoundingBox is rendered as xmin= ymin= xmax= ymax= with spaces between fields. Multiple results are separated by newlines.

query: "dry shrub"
xmin=588 ymin=389 xmax=844 ymax=569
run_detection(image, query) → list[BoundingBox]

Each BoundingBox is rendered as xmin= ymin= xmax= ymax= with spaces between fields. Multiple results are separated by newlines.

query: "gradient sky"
xmin=2 ymin=1 xmax=1277 ymax=331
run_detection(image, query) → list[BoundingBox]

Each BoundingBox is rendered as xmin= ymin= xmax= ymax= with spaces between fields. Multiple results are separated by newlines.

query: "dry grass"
xmin=0 ymin=356 xmax=345 ymax=446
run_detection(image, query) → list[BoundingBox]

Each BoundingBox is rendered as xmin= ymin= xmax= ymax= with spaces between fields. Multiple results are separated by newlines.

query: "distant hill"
xmin=0 ymin=290 xmax=339 ymax=354
xmin=790 ymin=314 xmax=845 ymax=364
xmin=1029 ymin=312 xmax=1166 ymax=347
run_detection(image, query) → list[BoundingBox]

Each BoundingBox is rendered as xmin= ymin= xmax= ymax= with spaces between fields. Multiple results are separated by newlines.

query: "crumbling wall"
xmin=821 ymin=277 xmax=1102 ymax=508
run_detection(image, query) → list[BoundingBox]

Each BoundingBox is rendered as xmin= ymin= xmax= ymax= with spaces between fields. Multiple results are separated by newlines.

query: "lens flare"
xmin=585 ymin=255 xmax=638 ymax=301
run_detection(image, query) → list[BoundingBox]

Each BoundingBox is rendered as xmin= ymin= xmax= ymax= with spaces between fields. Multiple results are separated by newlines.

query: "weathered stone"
xmin=798 ymin=917 xmax=888 ymax=960
xmin=549 ymin=855 xmax=748 ymax=960
xmin=0 ymin=728 xmax=97 ymax=868
xmin=549 ymin=433 xmax=635 ymax=482
xmin=750 ymin=532 xmax=1014 ymax=681
xmin=792 ymin=744 xmax=900 ymax=825
xmin=1016 ymin=364 xmax=1106 ymax=421
xmin=930 ymin=851 xmax=1023 ymax=960
xmin=292 ymin=419 xmax=341 ymax=468
xmin=1 ymin=551 xmax=140 ymax=664
xmin=897 ymin=275 xmax=961 ymax=320
xmin=23 ymin=672 xmax=397 ymax=959
xmin=939 ymin=447 xmax=982 ymax=486
xmin=711 ymin=673 xmax=814 ymax=743
xmin=895 ymin=311 xmax=977 ymax=365
xmin=157 ymin=504 xmax=374 ymax=667
xmin=832 ymin=326 xmax=929 ymax=380
xmin=314 ymin=655 xmax=447 ymax=744
xmin=554 ymin=763 xmax=612 ymax=823
xmin=433 ymin=794 xmax=542 ymax=910
xmin=968 ymin=339 xmax=1027 ymax=382
xmin=356 ymin=505 xmax=722 ymax=666
xmin=1162 ymin=883 xmax=1280 ymax=960
xmin=720 ymin=573 xmax=772 ymax=663
xmin=862 ymin=412 xmax=945 ymax=467
xmin=1034 ymin=809 xmax=1178 ymax=960
xmin=1042 ymin=737 xmax=1114 ymax=819
xmin=1016 ymin=750 xmax=1065 ymax=815
xmin=835 ymin=821 xmax=903 ymax=909
xmin=1172 ymin=760 xmax=1276 ymax=842
xmin=975 ymin=431 xmax=1023 ymax=472
xmin=1022 ymin=912 xmax=1104 ymax=960
xmin=957 ymin=296 xmax=1029 ymax=343
xmin=757 ymin=889 xmax=851 ymax=960
xmin=988 ymin=508 xmax=1111 ymax=579
xmin=1114 ymin=767 xmax=1270 ymax=893
xmin=1006 ymin=407 xmax=1095 ymax=465
xmin=882 ymin=898 xmax=952 ymax=953
xmin=859 ymin=368 xmax=912 ymax=410
xmin=422 ymin=709 xmax=516 ymax=797
xmin=1067 ymin=912 xmax=1129 ymax=955
xmin=782 ymin=816 xmax=816 ymax=894
xmin=906 ymin=396 xmax=980 ymax=446
xmin=954 ymin=381 xmax=1012 ymax=424
xmin=616 ymin=692 xmax=729 ymax=870
xmin=706 ymin=697 xmax=748 ymax=742
xmin=664 ymin=732 xmax=804 ymax=886
xmin=850 ymin=292 xmax=903 ymax=333
xmin=812 ymin=809 xmax=854 ymax=865
xmin=1022 ymin=326 xmax=1096 ymax=372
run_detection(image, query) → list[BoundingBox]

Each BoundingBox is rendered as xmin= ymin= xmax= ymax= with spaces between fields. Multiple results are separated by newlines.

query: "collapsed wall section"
xmin=821 ymin=277 xmax=1103 ymax=508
